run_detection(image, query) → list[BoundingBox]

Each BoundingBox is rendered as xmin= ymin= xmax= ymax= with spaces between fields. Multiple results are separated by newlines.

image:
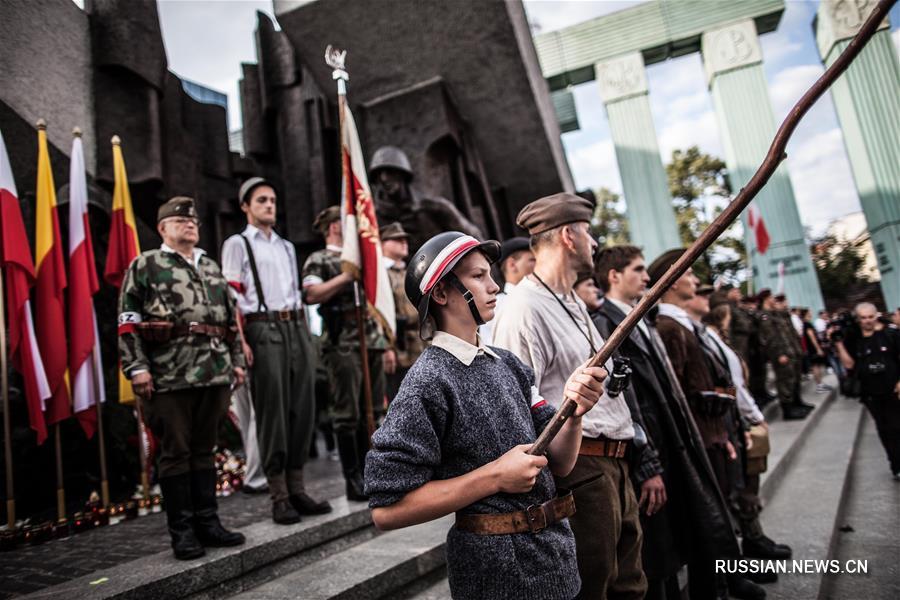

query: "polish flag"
xmin=68 ymin=133 xmax=105 ymax=438
xmin=747 ymin=204 xmax=771 ymax=255
xmin=0 ymin=130 xmax=51 ymax=443
xmin=338 ymin=101 xmax=395 ymax=339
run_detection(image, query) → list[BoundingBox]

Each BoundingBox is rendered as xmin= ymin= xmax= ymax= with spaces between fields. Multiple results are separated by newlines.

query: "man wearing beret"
xmin=380 ymin=222 xmax=421 ymax=400
xmin=221 ymin=178 xmax=332 ymax=525
xmin=303 ymin=206 xmax=387 ymax=501
xmin=481 ymin=236 xmax=535 ymax=343
xmin=118 ymin=197 xmax=246 ymax=560
xmin=493 ymin=193 xmax=645 ymax=600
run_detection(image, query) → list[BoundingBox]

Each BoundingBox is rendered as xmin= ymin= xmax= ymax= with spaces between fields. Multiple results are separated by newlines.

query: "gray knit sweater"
xmin=365 ymin=345 xmax=580 ymax=600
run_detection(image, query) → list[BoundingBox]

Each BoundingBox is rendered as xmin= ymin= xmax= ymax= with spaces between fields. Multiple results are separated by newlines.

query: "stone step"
xmin=820 ymin=412 xmax=900 ymax=600
xmin=757 ymin=392 xmax=865 ymax=600
xmin=229 ymin=515 xmax=451 ymax=600
xmin=405 ymin=573 xmax=451 ymax=600
xmin=23 ymin=496 xmax=374 ymax=600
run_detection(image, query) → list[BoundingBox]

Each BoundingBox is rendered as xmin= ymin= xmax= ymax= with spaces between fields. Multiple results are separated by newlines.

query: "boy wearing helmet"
xmin=364 ymin=232 xmax=609 ymax=600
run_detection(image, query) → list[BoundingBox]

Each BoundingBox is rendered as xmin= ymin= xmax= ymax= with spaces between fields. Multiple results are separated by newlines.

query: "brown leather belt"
xmin=714 ymin=386 xmax=737 ymax=397
xmin=454 ymin=492 xmax=575 ymax=535
xmin=171 ymin=322 xmax=228 ymax=338
xmin=245 ymin=309 xmax=303 ymax=323
xmin=579 ymin=436 xmax=630 ymax=459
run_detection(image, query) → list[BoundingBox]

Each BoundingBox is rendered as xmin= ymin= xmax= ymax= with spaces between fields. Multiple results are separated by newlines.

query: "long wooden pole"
xmin=0 ymin=267 xmax=15 ymax=530
xmin=528 ymin=0 xmax=897 ymax=457
xmin=330 ymin=49 xmax=377 ymax=445
xmin=54 ymin=424 xmax=65 ymax=522
xmin=92 ymin=344 xmax=109 ymax=507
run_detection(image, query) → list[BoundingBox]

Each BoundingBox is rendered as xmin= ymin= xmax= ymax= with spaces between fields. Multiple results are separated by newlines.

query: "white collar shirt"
xmin=220 ymin=224 xmax=301 ymax=314
xmin=706 ymin=328 xmax=765 ymax=424
xmin=160 ymin=243 xmax=205 ymax=268
xmin=658 ymin=303 xmax=695 ymax=332
xmin=431 ymin=331 xmax=500 ymax=366
xmin=492 ymin=276 xmax=634 ymax=440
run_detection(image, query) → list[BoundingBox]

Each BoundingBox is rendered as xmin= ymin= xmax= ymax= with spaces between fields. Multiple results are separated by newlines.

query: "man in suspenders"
xmin=222 ymin=177 xmax=332 ymax=524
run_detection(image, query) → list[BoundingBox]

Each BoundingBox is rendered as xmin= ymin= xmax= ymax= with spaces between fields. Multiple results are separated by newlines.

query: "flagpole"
xmin=134 ymin=398 xmax=151 ymax=502
xmin=0 ymin=268 xmax=15 ymax=530
xmin=327 ymin=46 xmax=377 ymax=444
xmin=54 ymin=424 xmax=65 ymax=524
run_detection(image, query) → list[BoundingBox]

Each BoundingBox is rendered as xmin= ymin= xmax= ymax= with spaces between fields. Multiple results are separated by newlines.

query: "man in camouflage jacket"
xmin=118 ymin=197 xmax=246 ymax=560
xmin=302 ymin=206 xmax=387 ymax=501
xmin=757 ymin=290 xmax=810 ymax=421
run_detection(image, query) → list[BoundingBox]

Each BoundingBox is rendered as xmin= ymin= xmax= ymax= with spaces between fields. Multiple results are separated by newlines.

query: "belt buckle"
xmin=615 ymin=441 xmax=626 ymax=458
xmin=188 ymin=321 xmax=200 ymax=334
xmin=525 ymin=504 xmax=546 ymax=533
xmin=278 ymin=310 xmax=291 ymax=321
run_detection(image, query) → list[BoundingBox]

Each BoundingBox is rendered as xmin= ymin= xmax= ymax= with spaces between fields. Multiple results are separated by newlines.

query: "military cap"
xmin=516 ymin=192 xmax=594 ymax=236
xmin=238 ymin=176 xmax=275 ymax=205
xmin=380 ymin=222 xmax=410 ymax=241
xmin=647 ymin=248 xmax=686 ymax=285
xmin=774 ymin=293 xmax=786 ymax=302
xmin=313 ymin=206 xmax=341 ymax=235
xmin=756 ymin=288 xmax=772 ymax=307
xmin=157 ymin=196 xmax=197 ymax=223
xmin=499 ymin=237 xmax=531 ymax=263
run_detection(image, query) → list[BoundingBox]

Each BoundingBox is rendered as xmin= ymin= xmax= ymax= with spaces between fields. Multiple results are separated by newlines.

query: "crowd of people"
xmin=117 ymin=181 xmax=899 ymax=598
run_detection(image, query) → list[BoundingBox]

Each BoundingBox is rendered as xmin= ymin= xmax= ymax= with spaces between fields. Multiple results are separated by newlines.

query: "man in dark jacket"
xmin=593 ymin=246 xmax=739 ymax=600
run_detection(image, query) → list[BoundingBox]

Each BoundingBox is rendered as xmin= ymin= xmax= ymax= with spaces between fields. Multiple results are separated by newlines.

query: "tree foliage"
xmin=665 ymin=146 xmax=746 ymax=284
xmin=590 ymin=187 xmax=630 ymax=247
xmin=810 ymin=234 xmax=871 ymax=301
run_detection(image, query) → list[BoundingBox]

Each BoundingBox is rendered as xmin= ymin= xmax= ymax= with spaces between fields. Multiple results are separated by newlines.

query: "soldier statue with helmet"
xmin=369 ymin=145 xmax=483 ymax=253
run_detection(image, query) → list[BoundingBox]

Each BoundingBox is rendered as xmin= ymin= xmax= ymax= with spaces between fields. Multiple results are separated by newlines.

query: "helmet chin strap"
xmin=444 ymin=272 xmax=486 ymax=326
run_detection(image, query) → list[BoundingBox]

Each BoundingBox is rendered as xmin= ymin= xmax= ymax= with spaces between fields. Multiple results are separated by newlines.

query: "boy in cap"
xmin=365 ymin=231 xmax=610 ymax=600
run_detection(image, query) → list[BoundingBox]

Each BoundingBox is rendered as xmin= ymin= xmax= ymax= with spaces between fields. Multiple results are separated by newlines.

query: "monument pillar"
xmin=596 ymin=52 xmax=680 ymax=262
xmin=815 ymin=1 xmax=899 ymax=305
xmin=702 ymin=19 xmax=824 ymax=312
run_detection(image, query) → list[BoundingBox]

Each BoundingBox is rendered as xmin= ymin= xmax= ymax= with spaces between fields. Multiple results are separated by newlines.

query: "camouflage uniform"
xmin=386 ymin=261 xmax=425 ymax=398
xmin=731 ymin=303 xmax=768 ymax=402
xmin=758 ymin=309 xmax=800 ymax=408
xmin=118 ymin=247 xmax=244 ymax=478
xmin=302 ymin=248 xmax=387 ymax=435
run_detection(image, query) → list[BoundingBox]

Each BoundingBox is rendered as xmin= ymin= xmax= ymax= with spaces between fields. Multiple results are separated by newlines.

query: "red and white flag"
xmin=338 ymin=102 xmax=395 ymax=339
xmin=0 ymin=129 xmax=51 ymax=444
xmin=68 ymin=133 xmax=105 ymax=438
xmin=747 ymin=203 xmax=771 ymax=255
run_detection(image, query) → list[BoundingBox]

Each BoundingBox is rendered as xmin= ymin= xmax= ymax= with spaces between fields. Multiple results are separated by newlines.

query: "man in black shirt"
xmin=836 ymin=303 xmax=900 ymax=478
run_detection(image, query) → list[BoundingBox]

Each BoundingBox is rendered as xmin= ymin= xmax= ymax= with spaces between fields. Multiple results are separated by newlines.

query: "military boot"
xmin=781 ymin=403 xmax=809 ymax=420
xmin=268 ymin=472 xmax=301 ymax=524
xmin=287 ymin=468 xmax=332 ymax=515
xmin=743 ymin=534 xmax=792 ymax=560
xmin=727 ymin=574 xmax=766 ymax=600
xmin=190 ymin=469 xmax=245 ymax=547
xmin=337 ymin=432 xmax=368 ymax=501
xmin=159 ymin=473 xmax=206 ymax=560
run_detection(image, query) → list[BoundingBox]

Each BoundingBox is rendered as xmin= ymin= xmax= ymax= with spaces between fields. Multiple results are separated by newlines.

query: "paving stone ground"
xmin=0 ymin=446 xmax=345 ymax=599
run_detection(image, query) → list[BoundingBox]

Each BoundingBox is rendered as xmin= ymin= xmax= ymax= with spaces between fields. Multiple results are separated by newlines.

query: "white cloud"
xmin=656 ymin=109 xmax=723 ymax=160
xmin=893 ymin=28 xmax=900 ymax=57
xmin=786 ymin=127 xmax=861 ymax=236
xmin=767 ymin=64 xmax=824 ymax=121
xmin=523 ymin=0 xmax=644 ymax=34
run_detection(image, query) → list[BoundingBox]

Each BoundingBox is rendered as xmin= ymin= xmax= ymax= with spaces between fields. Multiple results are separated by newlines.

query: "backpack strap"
xmin=240 ymin=234 xmax=268 ymax=313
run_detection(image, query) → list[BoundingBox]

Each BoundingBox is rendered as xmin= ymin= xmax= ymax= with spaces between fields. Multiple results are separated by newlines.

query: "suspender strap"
xmin=240 ymin=234 xmax=268 ymax=313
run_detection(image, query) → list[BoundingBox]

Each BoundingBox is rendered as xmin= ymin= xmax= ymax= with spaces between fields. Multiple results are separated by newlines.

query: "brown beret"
xmin=313 ymin=206 xmax=341 ymax=236
xmin=380 ymin=222 xmax=409 ymax=241
xmin=516 ymin=192 xmax=594 ymax=236
xmin=157 ymin=196 xmax=197 ymax=223
xmin=647 ymin=248 xmax=686 ymax=285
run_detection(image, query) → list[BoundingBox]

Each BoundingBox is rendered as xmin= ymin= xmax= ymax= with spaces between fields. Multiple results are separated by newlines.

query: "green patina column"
xmin=815 ymin=2 xmax=900 ymax=306
xmin=702 ymin=19 xmax=824 ymax=312
xmin=595 ymin=52 xmax=680 ymax=261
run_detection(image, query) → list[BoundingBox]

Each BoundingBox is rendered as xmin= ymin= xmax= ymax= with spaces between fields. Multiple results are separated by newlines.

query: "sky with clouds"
xmin=151 ymin=0 xmax=900 ymax=236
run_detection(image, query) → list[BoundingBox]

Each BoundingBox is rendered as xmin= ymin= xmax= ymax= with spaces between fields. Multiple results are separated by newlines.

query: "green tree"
xmin=590 ymin=187 xmax=630 ymax=247
xmin=666 ymin=146 xmax=746 ymax=284
xmin=811 ymin=234 xmax=870 ymax=301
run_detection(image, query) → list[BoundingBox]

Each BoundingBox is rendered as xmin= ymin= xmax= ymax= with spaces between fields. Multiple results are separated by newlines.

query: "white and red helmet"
xmin=405 ymin=232 xmax=501 ymax=340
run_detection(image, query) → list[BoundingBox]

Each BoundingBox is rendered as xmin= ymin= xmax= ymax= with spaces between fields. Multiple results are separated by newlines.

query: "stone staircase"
xmin=27 ymin=376 xmax=895 ymax=600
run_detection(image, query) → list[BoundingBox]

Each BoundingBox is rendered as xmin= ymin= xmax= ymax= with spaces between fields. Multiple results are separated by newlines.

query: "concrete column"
xmin=596 ymin=52 xmax=680 ymax=262
xmin=815 ymin=2 xmax=900 ymax=306
xmin=702 ymin=19 xmax=824 ymax=312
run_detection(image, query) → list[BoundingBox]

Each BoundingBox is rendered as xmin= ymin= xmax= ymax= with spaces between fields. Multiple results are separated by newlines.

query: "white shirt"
xmin=432 ymin=331 xmax=500 ymax=366
xmin=492 ymin=276 xmax=634 ymax=440
xmin=605 ymin=296 xmax=650 ymax=340
xmin=814 ymin=317 xmax=827 ymax=335
xmin=658 ymin=303 xmax=694 ymax=332
xmin=221 ymin=224 xmax=301 ymax=314
xmin=706 ymin=328 xmax=765 ymax=424
xmin=790 ymin=313 xmax=804 ymax=336
xmin=160 ymin=243 xmax=205 ymax=268
xmin=480 ymin=281 xmax=517 ymax=344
